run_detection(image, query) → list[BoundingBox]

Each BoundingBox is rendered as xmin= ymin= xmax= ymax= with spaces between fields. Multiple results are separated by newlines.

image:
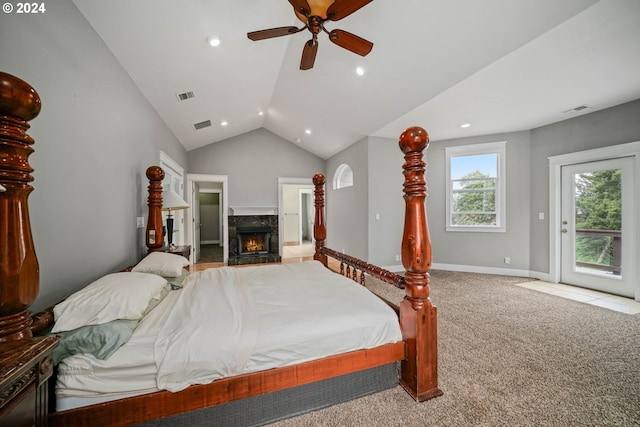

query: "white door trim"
xmin=549 ymin=141 xmax=640 ymax=300
xmin=187 ymin=174 xmax=228 ymax=264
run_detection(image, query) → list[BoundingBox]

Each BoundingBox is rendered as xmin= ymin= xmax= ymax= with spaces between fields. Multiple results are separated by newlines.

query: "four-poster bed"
xmin=0 ymin=71 xmax=441 ymax=427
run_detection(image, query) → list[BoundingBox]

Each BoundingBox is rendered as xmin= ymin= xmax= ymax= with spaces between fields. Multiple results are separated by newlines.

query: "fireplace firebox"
xmin=237 ymin=226 xmax=271 ymax=255
xmin=228 ymin=214 xmax=280 ymax=265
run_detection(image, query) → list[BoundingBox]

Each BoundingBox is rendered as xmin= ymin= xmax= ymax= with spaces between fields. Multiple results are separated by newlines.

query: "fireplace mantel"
xmin=229 ymin=207 xmax=278 ymax=216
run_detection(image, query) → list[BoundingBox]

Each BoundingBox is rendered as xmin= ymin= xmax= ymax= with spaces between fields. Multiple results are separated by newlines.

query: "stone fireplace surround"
xmin=228 ymin=214 xmax=281 ymax=265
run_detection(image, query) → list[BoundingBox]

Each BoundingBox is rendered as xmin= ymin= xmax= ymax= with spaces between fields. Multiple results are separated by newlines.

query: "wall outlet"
xmin=504 ymin=257 xmax=511 ymax=264
xmin=395 ymin=255 xmax=400 ymax=261
xmin=137 ymin=217 xmax=145 ymax=228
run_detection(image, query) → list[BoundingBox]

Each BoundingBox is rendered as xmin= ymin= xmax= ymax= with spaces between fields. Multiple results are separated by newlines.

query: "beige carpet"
xmin=268 ymin=270 xmax=640 ymax=426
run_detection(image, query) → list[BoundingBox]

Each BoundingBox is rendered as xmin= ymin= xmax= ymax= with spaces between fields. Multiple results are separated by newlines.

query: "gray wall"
xmin=187 ymin=128 xmax=325 ymax=208
xmin=325 ymin=138 xmax=369 ymax=260
xmin=1 ymin=0 xmax=187 ymax=311
xmin=367 ymin=137 xmax=405 ymax=266
xmin=427 ymin=131 xmax=532 ymax=272
xmin=529 ymin=98 xmax=640 ymax=275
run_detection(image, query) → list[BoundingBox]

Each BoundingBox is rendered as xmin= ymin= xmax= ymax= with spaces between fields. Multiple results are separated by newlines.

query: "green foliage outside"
xmin=574 ymin=169 xmax=621 ymax=269
xmin=451 ymin=171 xmax=496 ymax=226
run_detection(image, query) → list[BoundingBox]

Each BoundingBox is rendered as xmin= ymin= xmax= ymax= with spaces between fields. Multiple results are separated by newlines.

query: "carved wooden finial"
xmin=398 ymin=126 xmax=429 ymax=154
xmin=0 ymin=71 xmax=42 ymax=122
xmin=0 ymin=72 xmax=42 ymax=341
xmin=145 ymin=166 xmax=165 ymax=253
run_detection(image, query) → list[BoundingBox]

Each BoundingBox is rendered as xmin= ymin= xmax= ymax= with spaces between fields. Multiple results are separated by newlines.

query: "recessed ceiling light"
xmin=460 ymin=123 xmax=471 ymax=128
xmin=258 ymin=110 xmax=264 ymax=116
xmin=355 ymin=66 xmax=365 ymax=76
xmin=296 ymin=138 xmax=302 ymax=143
xmin=207 ymin=34 xmax=222 ymax=47
xmin=305 ymin=129 xmax=312 ymax=135
xmin=220 ymin=120 xmax=228 ymax=126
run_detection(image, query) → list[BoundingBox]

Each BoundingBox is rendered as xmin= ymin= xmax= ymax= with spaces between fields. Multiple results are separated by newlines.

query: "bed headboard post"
xmin=0 ymin=72 xmax=42 ymax=341
xmin=397 ymin=126 xmax=442 ymax=401
xmin=145 ymin=166 xmax=165 ymax=253
xmin=312 ymin=173 xmax=327 ymax=265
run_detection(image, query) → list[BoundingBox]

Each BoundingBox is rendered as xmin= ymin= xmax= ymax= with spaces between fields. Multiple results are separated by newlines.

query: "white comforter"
xmin=57 ymin=261 xmax=402 ymax=397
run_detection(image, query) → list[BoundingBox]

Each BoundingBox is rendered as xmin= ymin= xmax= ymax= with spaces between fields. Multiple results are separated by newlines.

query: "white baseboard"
xmin=431 ymin=263 xmax=531 ymax=278
xmin=375 ymin=263 xmax=551 ymax=282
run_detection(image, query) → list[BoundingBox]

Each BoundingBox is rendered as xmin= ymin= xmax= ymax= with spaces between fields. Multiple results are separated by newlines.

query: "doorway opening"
xmin=186 ymin=174 xmax=228 ymax=265
xmin=279 ymin=178 xmax=315 ymax=260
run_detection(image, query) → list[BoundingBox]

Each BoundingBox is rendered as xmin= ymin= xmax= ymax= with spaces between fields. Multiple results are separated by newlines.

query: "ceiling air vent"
xmin=193 ymin=120 xmax=212 ymax=130
xmin=563 ymin=105 xmax=591 ymax=114
xmin=177 ymin=91 xmax=195 ymax=101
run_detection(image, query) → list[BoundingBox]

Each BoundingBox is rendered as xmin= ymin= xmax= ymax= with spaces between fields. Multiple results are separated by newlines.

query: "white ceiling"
xmin=72 ymin=0 xmax=640 ymax=160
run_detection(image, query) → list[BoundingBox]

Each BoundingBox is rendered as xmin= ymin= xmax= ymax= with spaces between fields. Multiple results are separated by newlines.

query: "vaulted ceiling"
xmin=72 ymin=0 xmax=640 ymax=159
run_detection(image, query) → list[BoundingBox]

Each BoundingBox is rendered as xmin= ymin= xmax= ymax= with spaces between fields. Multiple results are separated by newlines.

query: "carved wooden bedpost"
xmin=312 ymin=173 xmax=327 ymax=265
xmin=145 ymin=166 xmax=164 ymax=253
xmin=0 ymin=72 xmax=42 ymax=340
xmin=398 ymin=126 xmax=442 ymax=401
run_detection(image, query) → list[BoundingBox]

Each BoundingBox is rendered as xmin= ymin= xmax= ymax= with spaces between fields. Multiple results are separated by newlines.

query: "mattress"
xmin=56 ymin=261 xmax=402 ymax=408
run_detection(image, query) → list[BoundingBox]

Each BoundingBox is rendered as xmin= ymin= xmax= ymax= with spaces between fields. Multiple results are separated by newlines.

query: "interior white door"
xmin=560 ymin=157 xmax=635 ymax=297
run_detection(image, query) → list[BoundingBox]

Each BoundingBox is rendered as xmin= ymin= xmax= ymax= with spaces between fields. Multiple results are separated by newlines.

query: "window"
xmin=333 ymin=163 xmax=353 ymax=190
xmin=445 ymin=141 xmax=506 ymax=232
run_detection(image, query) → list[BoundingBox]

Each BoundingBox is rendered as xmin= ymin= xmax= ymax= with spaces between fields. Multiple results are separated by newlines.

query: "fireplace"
xmin=237 ymin=226 xmax=271 ymax=255
xmin=228 ymin=214 xmax=281 ymax=265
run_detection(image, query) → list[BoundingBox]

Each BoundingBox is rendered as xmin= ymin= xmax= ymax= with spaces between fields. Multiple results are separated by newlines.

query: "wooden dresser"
xmin=0 ymin=336 xmax=59 ymax=427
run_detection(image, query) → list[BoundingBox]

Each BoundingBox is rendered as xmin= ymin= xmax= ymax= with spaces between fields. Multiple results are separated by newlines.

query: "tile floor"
xmin=516 ymin=280 xmax=640 ymax=314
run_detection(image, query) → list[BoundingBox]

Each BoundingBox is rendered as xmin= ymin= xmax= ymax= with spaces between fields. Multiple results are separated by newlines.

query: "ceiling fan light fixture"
xmin=295 ymin=0 xmax=334 ymax=22
xmin=207 ymin=34 xmax=222 ymax=47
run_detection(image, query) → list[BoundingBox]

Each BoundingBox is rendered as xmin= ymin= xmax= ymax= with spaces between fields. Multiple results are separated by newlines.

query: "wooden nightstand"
xmin=165 ymin=245 xmax=191 ymax=260
xmin=0 ymin=336 xmax=59 ymax=427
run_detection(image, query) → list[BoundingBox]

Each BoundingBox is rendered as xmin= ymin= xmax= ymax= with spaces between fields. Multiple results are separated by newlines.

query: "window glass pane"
xmin=451 ymin=153 xmax=496 ymax=180
xmin=451 ymin=213 xmax=497 ymax=226
xmin=333 ymin=164 xmax=353 ymax=190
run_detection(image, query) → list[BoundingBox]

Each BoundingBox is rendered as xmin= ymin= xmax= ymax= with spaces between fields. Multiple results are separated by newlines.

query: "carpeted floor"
xmin=268 ymin=270 xmax=640 ymax=426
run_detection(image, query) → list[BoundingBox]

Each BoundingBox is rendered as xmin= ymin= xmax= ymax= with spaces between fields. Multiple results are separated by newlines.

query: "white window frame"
xmin=445 ymin=141 xmax=506 ymax=233
xmin=333 ymin=163 xmax=353 ymax=190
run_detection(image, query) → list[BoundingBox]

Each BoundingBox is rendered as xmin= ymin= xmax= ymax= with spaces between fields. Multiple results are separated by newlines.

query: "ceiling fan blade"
xmin=329 ymin=29 xmax=373 ymax=56
xmin=247 ymin=26 xmax=299 ymax=41
xmin=326 ymin=0 xmax=373 ymax=21
xmin=300 ymin=40 xmax=318 ymax=70
xmin=288 ymin=0 xmax=311 ymax=17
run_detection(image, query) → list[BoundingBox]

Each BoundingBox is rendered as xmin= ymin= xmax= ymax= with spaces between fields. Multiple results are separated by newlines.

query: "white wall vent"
xmin=193 ymin=120 xmax=212 ymax=130
xmin=177 ymin=91 xmax=195 ymax=101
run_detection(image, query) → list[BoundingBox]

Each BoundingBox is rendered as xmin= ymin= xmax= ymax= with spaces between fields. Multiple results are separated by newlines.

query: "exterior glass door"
xmin=560 ymin=157 xmax=635 ymax=297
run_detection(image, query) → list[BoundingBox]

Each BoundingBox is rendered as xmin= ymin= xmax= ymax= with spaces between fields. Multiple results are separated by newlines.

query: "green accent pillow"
xmin=53 ymin=319 xmax=138 ymax=365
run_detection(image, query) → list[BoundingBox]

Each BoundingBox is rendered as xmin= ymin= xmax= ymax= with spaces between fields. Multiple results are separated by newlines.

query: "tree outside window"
xmin=446 ymin=142 xmax=506 ymax=232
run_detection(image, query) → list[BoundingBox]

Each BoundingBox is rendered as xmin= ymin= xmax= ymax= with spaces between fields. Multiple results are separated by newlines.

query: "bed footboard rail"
xmin=318 ymin=246 xmax=405 ymax=289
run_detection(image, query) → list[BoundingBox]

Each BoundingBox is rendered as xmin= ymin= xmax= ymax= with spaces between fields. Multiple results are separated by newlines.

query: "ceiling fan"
xmin=247 ymin=0 xmax=374 ymax=70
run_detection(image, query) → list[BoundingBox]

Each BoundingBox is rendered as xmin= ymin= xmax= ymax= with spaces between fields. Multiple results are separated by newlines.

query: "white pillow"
xmin=131 ymin=251 xmax=190 ymax=278
xmin=52 ymin=272 xmax=168 ymax=333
